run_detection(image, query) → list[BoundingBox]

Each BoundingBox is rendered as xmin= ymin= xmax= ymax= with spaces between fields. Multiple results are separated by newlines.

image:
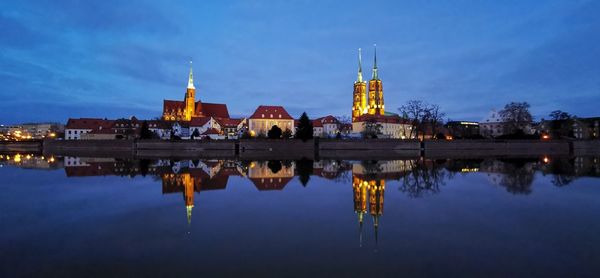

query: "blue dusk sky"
xmin=1 ymin=0 xmax=599 ymax=124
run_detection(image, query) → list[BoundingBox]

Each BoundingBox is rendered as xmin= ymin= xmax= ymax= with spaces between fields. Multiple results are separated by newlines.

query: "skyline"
xmin=1 ymin=0 xmax=599 ymax=124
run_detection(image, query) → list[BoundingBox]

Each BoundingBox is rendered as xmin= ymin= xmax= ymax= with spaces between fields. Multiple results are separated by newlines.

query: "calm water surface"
xmin=1 ymin=154 xmax=599 ymax=277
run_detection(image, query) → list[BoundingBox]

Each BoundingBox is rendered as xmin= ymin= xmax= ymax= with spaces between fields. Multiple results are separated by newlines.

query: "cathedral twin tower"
xmin=352 ymin=45 xmax=384 ymax=122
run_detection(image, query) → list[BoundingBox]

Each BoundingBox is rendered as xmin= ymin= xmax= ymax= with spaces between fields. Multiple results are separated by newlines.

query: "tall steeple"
xmin=187 ymin=60 xmax=195 ymax=89
xmin=368 ymin=44 xmax=384 ymax=115
xmin=371 ymin=44 xmax=378 ymax=80
xmin=356 ymin=48 xmax=363 ymax=83
xmin=352 ymin=48 xmax=368 ymax=121
xmin=186 ymin=205 xmax=193 ymax=225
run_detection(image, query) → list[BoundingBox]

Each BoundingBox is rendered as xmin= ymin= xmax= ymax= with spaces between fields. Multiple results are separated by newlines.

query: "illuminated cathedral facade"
xmin=352 ymin=46 xmax=385 ymax=122
xmin=162 ymin=62 xmax=231 ymax=122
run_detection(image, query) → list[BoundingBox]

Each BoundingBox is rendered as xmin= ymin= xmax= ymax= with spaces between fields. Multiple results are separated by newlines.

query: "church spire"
xmin=187 ymin=60 xmax=195 ymax=89
xmin=356 ymin=48 xmax=363 ymax=83
xmin=186 ymin=205 xmax=193 ymax=225
xmin=372 ymin=44 xmax=379 ymax=80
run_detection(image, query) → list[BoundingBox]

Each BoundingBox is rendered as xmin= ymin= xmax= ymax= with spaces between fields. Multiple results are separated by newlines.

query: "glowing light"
xmin=14 ymin=154 xmax=21 ymax=163
xmin=543 ymin=157 xmax=550 ymax=164
xmin=461 ymin=168 xmax=480 ymax=172
xmin=542 ymin=134 xmax=550 ymax=140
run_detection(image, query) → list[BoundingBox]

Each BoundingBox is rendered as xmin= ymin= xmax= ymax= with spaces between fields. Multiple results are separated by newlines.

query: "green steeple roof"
xmin=372 ymin=44 xmax=379 ymax=80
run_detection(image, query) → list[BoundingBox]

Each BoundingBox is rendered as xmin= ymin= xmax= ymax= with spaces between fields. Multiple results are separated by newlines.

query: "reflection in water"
xmin=2 ymin=154 xmax=599 ymax=229
xmin=2 ymin=153 xmax=600 ymax=277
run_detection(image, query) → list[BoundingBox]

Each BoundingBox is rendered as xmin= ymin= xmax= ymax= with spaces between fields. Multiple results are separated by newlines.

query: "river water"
xmin=1 ymin=154 xmax=599 ymax=277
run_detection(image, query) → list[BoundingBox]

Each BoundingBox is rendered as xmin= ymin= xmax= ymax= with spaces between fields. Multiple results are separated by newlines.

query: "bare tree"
xmin=362 ymin=118 xmax=382 ymax=138
xmin=399 ymin=100 xmax=446 ymax=140
xmin=549 ymin=110 xmax=571 ymax=121
xmin=498 ymin=102 xmax=533 ymax=134
xmin=336 ymin=115 xmax=352 ymax=124
xmin=399 ymin=100 xmax=427 ymax=139
xmin=427 ymin=104 xmax=446 ymax=137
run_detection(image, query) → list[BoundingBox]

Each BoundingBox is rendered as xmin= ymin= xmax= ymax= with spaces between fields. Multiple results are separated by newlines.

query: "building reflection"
xmin=158 ymin=160 xmax=244 ymax=224
xmin=0 ymin=153 xmax=62 ymax=169
xmin=351 ymin=160 xmax=413 ymax=248
xmin=4 ymin=153 xmax=599 ymax=240
xmin=247 ymin=160 xmax=295 ymax=190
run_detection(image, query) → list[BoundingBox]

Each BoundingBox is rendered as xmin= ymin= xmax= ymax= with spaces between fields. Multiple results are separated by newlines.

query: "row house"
xmin=65 ymin=118 xmax=114 ymax=140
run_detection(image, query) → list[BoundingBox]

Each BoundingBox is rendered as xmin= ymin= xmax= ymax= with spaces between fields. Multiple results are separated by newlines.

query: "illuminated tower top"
xmin=371 ymin=44 xmax=379 ymax=80
xmin=356 ymin=48 xmax=363 ymax=83
xmin=187 ymin=205 xmax=193 ymax=225
xmin=187 ymin=60 xmax=195 ymax=89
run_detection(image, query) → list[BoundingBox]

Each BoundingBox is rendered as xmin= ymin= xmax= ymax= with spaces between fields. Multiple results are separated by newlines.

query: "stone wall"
xmin=319 ymin=139 xmax=420 ymax=150
xmin=239 ymin=139 xmax=315 ymax=160
xmin=572 ymin=140 xmax=600 ymax=155
xmin=43 ymin=139 xmax=134 ymax=157
xmin=424 ymin=140 xmax=570 ymax=158
xmin=136 ymin=140 xmax=235 ymax=151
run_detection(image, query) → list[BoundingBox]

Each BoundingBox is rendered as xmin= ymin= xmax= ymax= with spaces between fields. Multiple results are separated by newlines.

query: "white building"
xmin=312 ymin=115 xmax=341 ymax=138
xmin=480 ymin=109 xmax=534 ymax=138
xmin=248 ymin=105 xmax=295 ymax=137
xmin=189 ymin=117 xmax=221 ymax=138
xmin=65 ymin=118 xmax=114 ymax=140
xmin=352 ymin=114 xmax=415 ymax=139
xmin=479 ymin=109 xmax=505 ymax=138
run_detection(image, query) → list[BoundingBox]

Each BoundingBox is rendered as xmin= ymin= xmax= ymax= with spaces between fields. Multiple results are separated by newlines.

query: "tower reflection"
xmin=351 ymin=160 xmax=413 ymax=248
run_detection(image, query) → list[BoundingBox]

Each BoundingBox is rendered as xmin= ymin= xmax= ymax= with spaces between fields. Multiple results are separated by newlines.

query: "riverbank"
xmin=2 ymin=139 xmax=599 ymax=159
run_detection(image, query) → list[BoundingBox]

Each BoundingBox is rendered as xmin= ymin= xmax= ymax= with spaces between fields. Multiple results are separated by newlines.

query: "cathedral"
xmin=162 ymin=62 xmax=230 ymax=121
xmin=352 ymin=45 xmax=385 ymax=122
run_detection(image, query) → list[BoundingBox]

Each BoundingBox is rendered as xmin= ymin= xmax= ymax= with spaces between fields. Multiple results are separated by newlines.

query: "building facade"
xmin=352 ymin=114 xmax=414 ymax=139
xmin=445 ymin=121 xmax=480 ymax=139
xmin=161 ymin=62 xmax=244 ymax=139
xmin=65 ymin=118 xmax=114 ymax=140
xmin=352 ymin=46 xmax=385 ymax=122
xmin=248 ymin=105 xmax=294 ymax=137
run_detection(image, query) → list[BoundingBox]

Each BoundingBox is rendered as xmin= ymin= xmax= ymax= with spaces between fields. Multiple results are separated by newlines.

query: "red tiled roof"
xmin=202 ymin=128 xmax=221 ymax=135
xmin=147 ymin=120 xmax=172 ymax=129
xmin=319 ymin=115 xmax=339 ymax=124
xmin=190 ymin=117 xmax=211 ymax=127
xmin=249 ymin=105 xmax=293 ymax=120
xmin=201 ymin=103 xmax=230 ymax=118
xmin=250 ymin=177 xmax=292 ymax=190
xmin=65 ymin=163 xmax=115 ymax=177
xmin=312 ymin=120 xmax=323 ymax=127
xmin=66 ymin=118 xmax=114 ymax=130
xmin=163 ymin=100 xmax=185 ymax=112
xmin=214 ymin=117 xmax=244 ymax=128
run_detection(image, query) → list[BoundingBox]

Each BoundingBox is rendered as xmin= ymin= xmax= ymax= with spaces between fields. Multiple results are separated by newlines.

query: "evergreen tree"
xmin=268 ymin=125 xmax=282 ymax=139
xmin=295 ymin=112 xmax=313 ymax=141
xmin=191 ymin=128 xmax=200 ymax=139
xmin=282 ymin=128 xmax=293 ymax=139
xmin=140 ymin=121 xmax=154 ymax=139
